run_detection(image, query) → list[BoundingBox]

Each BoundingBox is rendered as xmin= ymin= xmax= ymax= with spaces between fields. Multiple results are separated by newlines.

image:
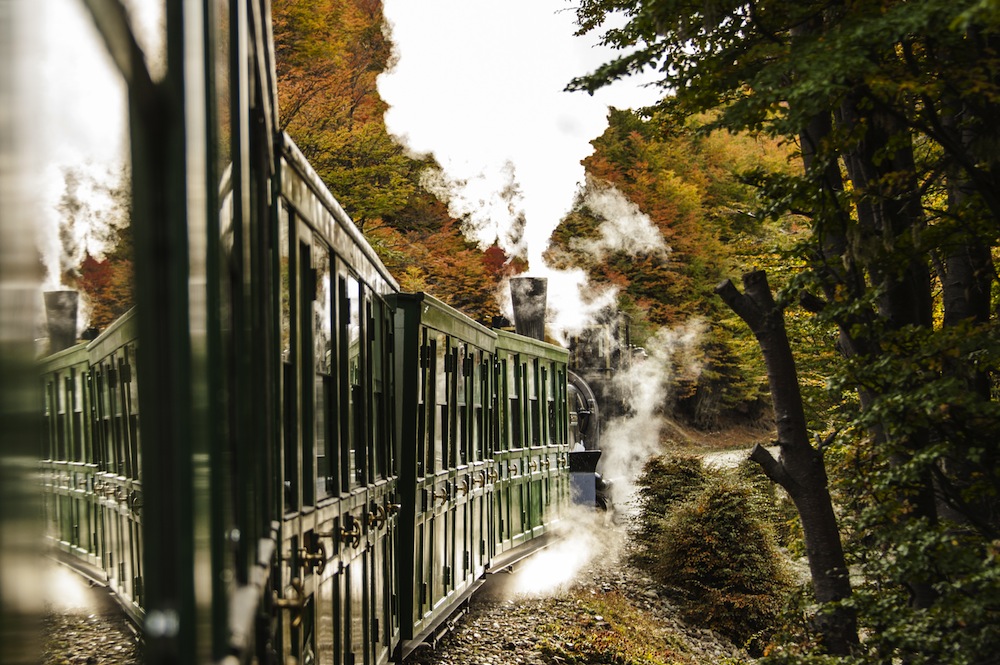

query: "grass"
xmin=533 ymin=589 xmax=749 ymax=665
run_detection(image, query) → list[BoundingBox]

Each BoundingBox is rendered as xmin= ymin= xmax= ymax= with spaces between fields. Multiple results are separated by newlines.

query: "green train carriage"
xmin=391 ymin=293 xmax=572 ymax=660
xmin=493 ymin=329 xmax=571 ymax=559
xmin=32 ymin=0 xmax=581 ymax=663
xmin=40 ymin=341 xmax=99 ymax=580
xmin=390 ymin=293 xmax=499 ymax=657
xmin=40 ymin=310 xmax=144 ymax=625
xmin=274 ymin=134 xmax=401 ymax=665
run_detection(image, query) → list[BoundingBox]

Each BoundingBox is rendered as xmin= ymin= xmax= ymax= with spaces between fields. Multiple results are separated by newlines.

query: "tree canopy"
xmin=572 ymin=0 xmax=1000 ymax=660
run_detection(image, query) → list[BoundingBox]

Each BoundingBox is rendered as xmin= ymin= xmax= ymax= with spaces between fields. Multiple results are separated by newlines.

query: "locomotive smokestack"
xmin=510 ymin=277 xmax=547 ymax=341
xmin=44 ymin=290 xmax=78 ymax=353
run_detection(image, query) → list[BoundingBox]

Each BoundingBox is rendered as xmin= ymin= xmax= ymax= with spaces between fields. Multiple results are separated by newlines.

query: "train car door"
xmin=366 ymin=293 xmax=397 ymax=665
xmin=276 ymin=216 xmax=320 ymax=664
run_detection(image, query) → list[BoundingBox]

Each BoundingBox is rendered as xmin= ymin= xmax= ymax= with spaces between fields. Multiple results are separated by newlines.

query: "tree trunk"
xmin=836 ymin=91 xmax=940 ymax=608
xmin=716 ymin=270 xmax=858 ymax=655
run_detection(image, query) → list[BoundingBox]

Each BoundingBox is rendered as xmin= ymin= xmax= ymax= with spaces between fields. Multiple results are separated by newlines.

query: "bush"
xmin=641 ymin=474 xmax=793 ymax=652
xmin=732 ymin=458 xmax=804 ymax=554
xmin=631 ymin=455 xmax=714 ymax=565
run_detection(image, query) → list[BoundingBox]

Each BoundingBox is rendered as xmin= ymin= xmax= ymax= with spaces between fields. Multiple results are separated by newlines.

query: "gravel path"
xmin=405 ymin=514 xmax=748 ymax=665
xmin=41 ymin=565 xmax=139 ymax=665
xmin=39 ymin=510 xmax=747 ymax=665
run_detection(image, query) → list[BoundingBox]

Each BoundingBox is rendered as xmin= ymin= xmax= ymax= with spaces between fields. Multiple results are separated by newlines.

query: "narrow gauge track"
xmin=36 ymin=2 xmax=613 ymax=663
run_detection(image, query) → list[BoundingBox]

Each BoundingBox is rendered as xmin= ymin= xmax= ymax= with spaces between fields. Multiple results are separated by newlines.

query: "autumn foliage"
xmin=76 ymin=251 xmax=134 ymax=331
xmin=271 ymin=0 xmax=810 ymax=429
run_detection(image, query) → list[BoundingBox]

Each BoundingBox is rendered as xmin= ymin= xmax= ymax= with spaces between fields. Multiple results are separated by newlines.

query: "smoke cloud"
xmin=598 ymin=319 xmax=708 ymax=498
xmin=419 ymin=161 xmax=528 ymax=259
xmin=507 ymin=503 xmax=620 ymax=597
xmin=378 ymin=1 xmax=661 ymax=270
xmin=570 ymin=178 xmax=671 ymax=262
xmin=45 ymin=164 xmax=131 ymax=287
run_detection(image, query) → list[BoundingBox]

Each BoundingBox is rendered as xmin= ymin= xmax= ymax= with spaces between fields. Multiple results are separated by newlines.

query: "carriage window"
xmin=346 ymin=275 xmax=364 ymax=489
xmin=282 ymin=211 xmax=296 ymax=513
xmin=495 ymin=357 xmax=507 ymax=452
xmin=314 ymin=241 xmax=333 ymax=500
xmin=371 ymin=298 xmax=390 ymax=480
xmin=118 ymin=355 xmax=137 ymax=478
xmin=457 ymin=344 xmax=468 ymax=466
xmin=472 ymin=350 xmax=483 ymax=463
xmin=53 ymin=379 xmax=65 ymax=461
xmin=214 ymin=0 xmax=231 ymax=173
xmin=529 ymin=359 xmax=540 ymax=446
xmin=88 ymin=371 xmax=103 ymax=471
xmin=299 ymin=241 xmax=315 ymax=505
xmin=128 ymin=347 xmax=140 ymax=476
xmin=279 ymin=203 xmax=291 ymax=363
xmin=43 ymin=381 xmax=54 ymax=460
xmin=434 ymin=334 xmax=447 ymax=472
xmin=418 ymin=327 xmax=429 ymax=478
xmin=509 ymin=355 xmax=522 ymax=449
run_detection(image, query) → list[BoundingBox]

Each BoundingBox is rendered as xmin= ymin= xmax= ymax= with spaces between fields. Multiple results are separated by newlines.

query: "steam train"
xmin=36 ymin=2 xmax=615 ymax=663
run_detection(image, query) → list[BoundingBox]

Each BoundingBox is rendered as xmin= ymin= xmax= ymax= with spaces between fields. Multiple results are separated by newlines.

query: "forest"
xmin=73 ymin=0 xmax=1000 ymax=661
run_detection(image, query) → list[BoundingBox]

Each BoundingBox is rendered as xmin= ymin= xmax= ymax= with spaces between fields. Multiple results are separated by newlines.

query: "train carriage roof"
xmin=392 ymin=292 xmax=498 ymax=351
xmin=278 ymin=133 xmax=399 ymax=295
xmin=495 ymin=328 xmax=569 ymax=362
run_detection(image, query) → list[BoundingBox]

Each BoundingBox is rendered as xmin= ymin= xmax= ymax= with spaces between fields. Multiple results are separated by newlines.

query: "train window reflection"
xmin=213 ymin=0 xmax=231 ymax=171
xmin=372 ymin=299 xmax=389 ymax=480
xmin=347 ymin=275 xmax=363 ymax=489
xmin=19 ymin=1 xmax=133 ymax=338
xmin=314 ymin=240 xmax=332 ymax=500
xmin=279 ymin=203 xmax=291 ymax=362
xmin=417 ymin=328 xmax=428 ymax=478
xmin=434 ymin=334 xmax=447 ymax=472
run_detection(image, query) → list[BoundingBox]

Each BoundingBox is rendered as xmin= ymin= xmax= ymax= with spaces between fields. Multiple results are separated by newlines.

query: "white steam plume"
xmin=43 ymin=163 xmax=131 ymax=289
xmin=570 ymin=179 xmax=671 ymax=262
xmin=507 ymin=503 xmax=621 ymax=597
xmin=598 ymin=319 xmax=708 ymax=498
xmin=494 ymin=268 xmax=619 ymax=346
xmin=378 ymin=1 xmax=661 ymax=271
xmin=419 ymin=161 xmax=527 ymax=259
xmin=492 ymin=178 xmax=668 ymax=345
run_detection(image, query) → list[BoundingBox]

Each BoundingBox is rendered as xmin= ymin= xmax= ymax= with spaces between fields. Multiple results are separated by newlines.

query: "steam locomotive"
xmin=36 ymin=2 xmax=612 ymax=663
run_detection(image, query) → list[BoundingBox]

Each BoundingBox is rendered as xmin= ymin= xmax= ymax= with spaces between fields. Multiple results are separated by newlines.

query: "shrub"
xmin=631 ymin=455 xmax=714 ymax=565
xmin=732 ymin=458 xmax=803 ymax=554
xmin=644 ymin=477 xmax=793 ymax=652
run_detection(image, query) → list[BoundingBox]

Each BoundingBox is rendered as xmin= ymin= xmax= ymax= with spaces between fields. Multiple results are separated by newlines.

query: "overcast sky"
xmin=27 ymin=0 xmax=663 ymax=306
xmin=379 ymin=0 xmax=661 ymax=269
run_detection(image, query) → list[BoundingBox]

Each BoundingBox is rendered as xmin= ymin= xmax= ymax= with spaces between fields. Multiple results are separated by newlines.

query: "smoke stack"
xmin=510 ymin=277 xmax=547 ymax=341
xmin=44 ymin=290 xmax=79 ymax=353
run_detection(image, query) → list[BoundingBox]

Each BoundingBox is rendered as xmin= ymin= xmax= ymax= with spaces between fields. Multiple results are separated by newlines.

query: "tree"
xmin=549 ymin=108 xmax=798 ymax=427
xmin=77 ymin=251 xmax=134 ymax=331
xmin=572 ymin=0 xmax=1000 ymax=659
xmin=57 ymin=165 xmax=134 ymax=330
xmin=716 ymin=271 xmax=856 ymax=654
xmin=273 ymin=0 xmax=417 ymax=229
xmin=274 ymin=0 xmax=518 ymax=322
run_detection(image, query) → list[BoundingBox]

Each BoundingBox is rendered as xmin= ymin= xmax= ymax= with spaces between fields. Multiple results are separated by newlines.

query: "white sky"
xmin=379 ymin=0 xmax=662 ymax=269
xmin=26 ymin=0 xmax=664 ymax=329
xmin=15 ymin=0 xmax=126 ymax=291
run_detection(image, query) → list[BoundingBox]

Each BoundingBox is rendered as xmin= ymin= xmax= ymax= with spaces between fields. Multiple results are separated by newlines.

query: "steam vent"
xmin=44 ymin=290 xmax=78 ymax=353
xmin=510 ymin=277 xmax=547 ymax=341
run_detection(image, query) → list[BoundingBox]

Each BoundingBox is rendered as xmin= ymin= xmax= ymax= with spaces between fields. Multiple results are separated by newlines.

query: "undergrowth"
xmin=534 ymin=590 xmax=748 ymax=665
xmin=632 ymin=453 xmax=797 ymax=654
